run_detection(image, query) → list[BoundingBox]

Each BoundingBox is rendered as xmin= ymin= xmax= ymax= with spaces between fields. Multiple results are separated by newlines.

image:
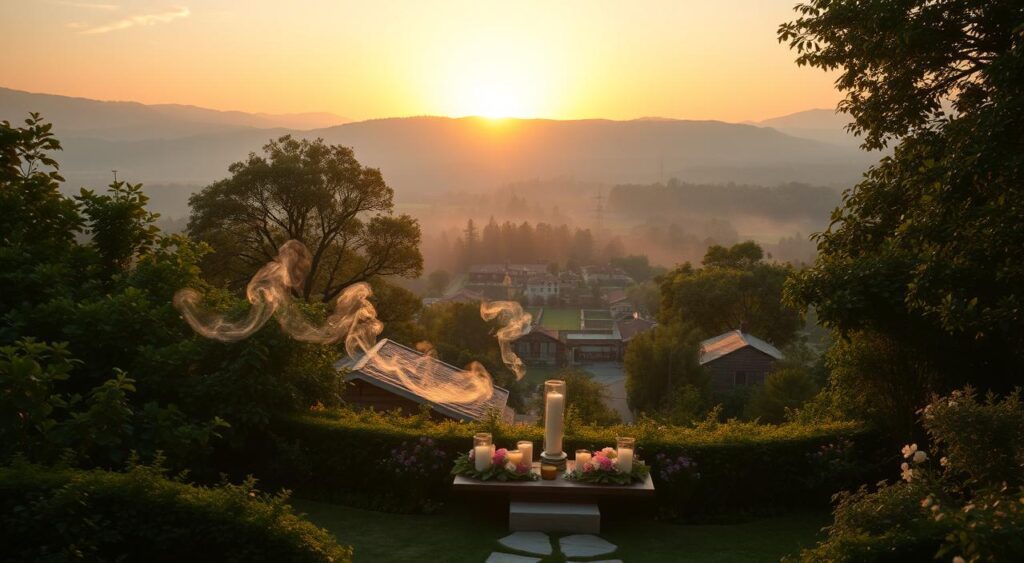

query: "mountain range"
xmin=1 ymin=87 xmax=876 ymax=218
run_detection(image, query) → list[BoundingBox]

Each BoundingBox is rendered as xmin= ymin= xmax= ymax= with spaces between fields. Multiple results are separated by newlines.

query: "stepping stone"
xmin=569 ymin=561 xmax=623 ymax=563
xmin=485 ymin=553 xmax=541 ymax=563
xmin=498 ymin=531 xmax=553 ymax=555
xmin=559 ymin=534 xmax=618 ymax=558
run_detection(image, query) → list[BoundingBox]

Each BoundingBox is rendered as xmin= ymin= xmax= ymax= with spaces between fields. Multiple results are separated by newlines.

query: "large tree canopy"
xmin=188 ymin=136 xmax=423 ymax=301
xmin=781 ymin=1 xmax=1024 ymax=393
xmin=659 ymin=242 xmax=803 ymax=347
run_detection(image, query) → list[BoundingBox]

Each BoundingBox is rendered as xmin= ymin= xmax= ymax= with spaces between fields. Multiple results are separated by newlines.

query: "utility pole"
xmin=593 ymin=190 xmax=604 ymax=235
xmin=111 ymin=169 xmax=118 ymax=183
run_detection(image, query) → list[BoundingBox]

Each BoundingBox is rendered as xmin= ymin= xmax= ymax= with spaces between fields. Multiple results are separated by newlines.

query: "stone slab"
xmin=497 ymin=531 xmax=553 ymax=556
xmin=485 ymin=553 xmax=541 ymax=563
xmin=559 ymin=534 xmax=618 ymax=558
xmin=509 ymin=502 xmax=600 ymax=534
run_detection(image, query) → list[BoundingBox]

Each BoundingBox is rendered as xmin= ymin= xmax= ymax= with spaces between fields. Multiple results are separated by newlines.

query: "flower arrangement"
xmin=566 ymin=447 xmax=650 ymax=485
xmin=451 ymin=447 xmax=538 ymax=482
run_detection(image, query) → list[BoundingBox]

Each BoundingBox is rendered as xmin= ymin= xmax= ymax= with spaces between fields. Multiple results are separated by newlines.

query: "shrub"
xmin=792 ymin=388 xmax=1024 ymax=562
xmin=251 ymin=406 xmax=871 ymax=519
xmin=0 ymin=461 xmax=351 ymax=563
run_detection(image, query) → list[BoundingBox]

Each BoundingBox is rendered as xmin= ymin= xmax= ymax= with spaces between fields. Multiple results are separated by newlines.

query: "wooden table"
xmin=452 ymin=461 xmax=654 ymax=533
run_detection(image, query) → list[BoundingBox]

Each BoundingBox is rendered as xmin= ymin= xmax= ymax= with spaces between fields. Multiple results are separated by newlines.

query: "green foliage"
xmin=425 ymin=269 xmax=451 ymax=296
xmin=624 ymin=321 xmax=707 ymax=415
xmin=76 ymin=181 xmax=160 ymax=276
xmin=794 ymin=388 xmax=1024 ymax=562
xmin=258 ymin=406 xmax=869 ymax=518
xmin=187 ymin=135 xmax=422 ymax=301
xmin=609 ymin=254 xmax=665 ymax=283
xmin=782 ymin=1 xmax=1024 ymax=412
xmin=660 ymin=242 xmax=803 ymax=347
xmin=532 ymin=367 xmax=621 ymax=426
xmin=0 ymin=339 xmax=227 ymax=471
xmin=0 ymin=462 xmax=351 ymax=563
xmin=746 ymin=367 xmax=819 ymax=424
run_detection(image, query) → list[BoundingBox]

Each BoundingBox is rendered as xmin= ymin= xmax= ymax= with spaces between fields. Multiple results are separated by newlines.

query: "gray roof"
xmin=335 ymin=339 xmax=511 ymax=422
xmin=699 ymin=330 xmax=784 ymax=365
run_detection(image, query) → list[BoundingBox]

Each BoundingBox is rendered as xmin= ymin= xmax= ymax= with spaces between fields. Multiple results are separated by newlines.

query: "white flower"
xmin=900 ymin=462 xmax=914 ymax=482
xmin=901 ymin=444 xmax=918 ymax=459
xmin=913 ymin=450 xmax=928 ymax=464
xmin=505 ymin=462 xmax=516 ymax=472
xmin=921 ymin=496 xmax=933 ymax=508
xmin=953 ymin=556 xmax=965 ymax=563
xmin=941 ymin=456 xmax=949 ymax=466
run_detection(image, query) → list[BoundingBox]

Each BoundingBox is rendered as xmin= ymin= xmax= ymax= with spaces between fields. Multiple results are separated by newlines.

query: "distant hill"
xmin=2 ymin=89 xmax=879 ymax=218
xmin=0 ymin=86 xmax=348 ymax=140
xmin=751 ymin=108 xmax=862 ymax=147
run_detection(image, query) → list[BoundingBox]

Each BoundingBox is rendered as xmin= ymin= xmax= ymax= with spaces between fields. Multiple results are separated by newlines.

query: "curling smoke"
xmin=479 ymin=300 xmax=532 ymax=381
xmin=173 ymin=240 xmax=527 ymax=405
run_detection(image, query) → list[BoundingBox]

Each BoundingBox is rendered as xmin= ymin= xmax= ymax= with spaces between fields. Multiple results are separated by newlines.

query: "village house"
xmin=699 ymin=330 xmax=783 ymax=391
xmin=466 ymin=263 xmax=548 ymax=287
xmin=581 ymin=265 xmax=634 ymax=288
xmin=602 ymin=289 xmax=634 ymax=318
xmin=523 ymin=273 xmax=560 ymax=304
xmin=336 ymin=339 xmax=514 ymax=423
xmin=514 ymin=325 xmax=565 ymax=367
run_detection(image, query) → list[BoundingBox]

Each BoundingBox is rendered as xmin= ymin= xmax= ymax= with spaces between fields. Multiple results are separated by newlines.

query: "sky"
xmin=0 ymin=0 xmax=843 ymax=122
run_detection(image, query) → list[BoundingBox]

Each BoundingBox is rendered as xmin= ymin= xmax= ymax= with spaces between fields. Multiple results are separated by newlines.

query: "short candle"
xmin=517 ymin=441 xmax=533 ymax=464
xmin=575 ymin=449 xmax=592 ymax=469
xmin=540 ymin=464 xmax=558 ymax=480
xmin=507 ymin=449 xmax=523 ymax=468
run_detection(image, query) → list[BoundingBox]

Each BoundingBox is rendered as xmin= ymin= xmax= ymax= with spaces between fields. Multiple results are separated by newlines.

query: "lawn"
xmin=293 ymin=497 xmax=828 ymax=563
xmin=536 ymin=308 xmax=581 ymax=331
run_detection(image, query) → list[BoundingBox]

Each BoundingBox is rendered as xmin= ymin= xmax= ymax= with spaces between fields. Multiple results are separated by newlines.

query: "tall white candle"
xmin=617 ymin=447 xmax=634 ymax=473
xmin=544 ymin=391 xmax=565 ymax=455
xmin=474 ymin=445 xmax=493 ymax=472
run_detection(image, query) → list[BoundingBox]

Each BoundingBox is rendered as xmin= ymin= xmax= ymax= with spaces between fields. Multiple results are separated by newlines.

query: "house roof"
xmin=616 ymin=317 xmax=657 ymax=342
xmin=602 ymin=289 xmax=629 ymax=305
xmin=699 ymin=330 xmax=784 ymax=365
xmin=336 ymin=339 xmax=511 ymax=422
xmin=469 ymin=263 xmax=547 ymax=275
xmin=521 ymin=324 xmax=562 ymax=342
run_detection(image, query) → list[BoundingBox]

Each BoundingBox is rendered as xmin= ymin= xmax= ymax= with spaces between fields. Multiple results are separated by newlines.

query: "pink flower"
xmin=468 ymin=448 xmax=475 ymax=460
xmin=492 ymin=448 xmax=508 ymax=465
xmin=601 ymin=447 xmax=617 ymax=459
xmin=516 ymin=461 xmax=532 ymax=474
xmin=595 ymin=454 xmax=614 ymax=471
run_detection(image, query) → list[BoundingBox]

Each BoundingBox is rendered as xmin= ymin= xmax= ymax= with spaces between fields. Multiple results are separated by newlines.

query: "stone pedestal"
xmin=539 ymin=450 xmax=567 ymax=471
xmin=509 ymin=502 xmax=600 ymax=534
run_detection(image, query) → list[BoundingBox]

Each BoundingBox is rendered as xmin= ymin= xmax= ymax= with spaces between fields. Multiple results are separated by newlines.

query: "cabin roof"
xmin=699 ymin=330 xmax=783 ymax=365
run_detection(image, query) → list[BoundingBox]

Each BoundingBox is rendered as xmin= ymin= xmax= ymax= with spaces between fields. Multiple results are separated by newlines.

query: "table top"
xmin=452 ymin=461 xmax=655 ymax=497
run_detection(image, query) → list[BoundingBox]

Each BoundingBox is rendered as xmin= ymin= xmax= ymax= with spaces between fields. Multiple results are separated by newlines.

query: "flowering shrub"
xmin=652 ymin=453 xmax=701 ymax=518
xmin=379 ymin=437 xmax=451 ymax=512
xmin=792 ymin=388 xmax=1024 ymax=563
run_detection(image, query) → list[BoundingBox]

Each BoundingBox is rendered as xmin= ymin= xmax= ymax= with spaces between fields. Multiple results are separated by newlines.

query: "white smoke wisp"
xmin=480 ymin=300 xmax=532 ymax=380
xmin=173 ymin=239 xmax=510 ymax=405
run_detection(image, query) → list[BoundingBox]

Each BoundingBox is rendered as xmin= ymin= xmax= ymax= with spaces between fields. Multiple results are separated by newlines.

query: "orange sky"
xmin=1 ymin=1 xmax=842 ymax=121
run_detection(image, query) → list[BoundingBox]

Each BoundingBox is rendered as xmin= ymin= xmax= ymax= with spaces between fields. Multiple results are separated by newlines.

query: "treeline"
xmin=609 ymin=180 xmax=840 ymax=222
xmin=447 ymin=218 xmax=626 ymax=271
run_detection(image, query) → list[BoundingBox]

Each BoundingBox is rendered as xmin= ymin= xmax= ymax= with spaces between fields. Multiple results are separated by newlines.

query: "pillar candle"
xmin=575 ymin=451 xmax=592 ymax=468
xmin=617 ymin=447 xmax=634 ymax=473
xmin=518 ymin=441 xmax=533 ymax=464
xmin=474 ymin=445 xmax=493 ymax=472
xmin=544 ymin=391 xmax=565 ymax=455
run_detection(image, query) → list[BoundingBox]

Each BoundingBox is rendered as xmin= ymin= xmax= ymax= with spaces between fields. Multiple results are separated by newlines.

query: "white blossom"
xmin=901 ymin=444 xmax=918 ymax=459
xmin=913 ymin=450 xmax=928 ymax=464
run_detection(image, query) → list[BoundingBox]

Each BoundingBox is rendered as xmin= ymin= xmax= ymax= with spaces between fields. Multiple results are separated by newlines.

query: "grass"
xmin=293 ymin=497 xmax=829 ymax=563
xmin=536 ymin=308 xmax=581 ymax=331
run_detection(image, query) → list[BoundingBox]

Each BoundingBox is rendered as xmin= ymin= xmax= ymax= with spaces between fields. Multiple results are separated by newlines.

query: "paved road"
xmin=579 ymin=362 xmax=633 ymax=423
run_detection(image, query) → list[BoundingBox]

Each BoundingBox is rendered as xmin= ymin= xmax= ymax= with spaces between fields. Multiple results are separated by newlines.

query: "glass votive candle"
xmin=541 ymin=464 xmax=558 ymax=480
xmin=517 ymin=440 xmax=534 ymax=463
xmin=473 ymin=433 xmax=493 ymax=472
xmin=616 ymin=436 xmax=635 ymax=473
xmin=575 ymin=449 xmax=592 ymax=470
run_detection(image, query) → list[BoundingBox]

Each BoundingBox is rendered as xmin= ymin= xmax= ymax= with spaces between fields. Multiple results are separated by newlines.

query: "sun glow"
xmin=433 ymin=34 xmax=556 ymax=119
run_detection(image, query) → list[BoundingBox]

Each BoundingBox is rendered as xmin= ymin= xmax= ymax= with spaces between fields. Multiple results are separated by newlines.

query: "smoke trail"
xmin=480 ymin=300 xmax=532 ymax=380
xmin=173 ymin=239 xmax=527 ymax=405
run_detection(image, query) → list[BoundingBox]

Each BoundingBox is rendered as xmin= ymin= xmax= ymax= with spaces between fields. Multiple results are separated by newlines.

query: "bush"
xmin=793 ymin=388 xmax=1024 ymax=562
xmin=251 ymin=407 xmax=871 ymax=519
xmin=0 ymin=461 xmax=351 ymax=563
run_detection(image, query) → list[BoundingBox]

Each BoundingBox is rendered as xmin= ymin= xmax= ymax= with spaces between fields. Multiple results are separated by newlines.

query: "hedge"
xmin=0 ymin=462 xmax=351 ymax=563
xmin=252 ymin=407 xmax=876 ymax=519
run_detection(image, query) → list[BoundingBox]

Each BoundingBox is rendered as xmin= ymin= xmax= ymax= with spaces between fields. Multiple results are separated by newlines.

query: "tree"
xmin=624 ymin=322 xmax=708 ymax=414
xmin=77 ymin=181 xmax=160 ymax=276
xmin=781 ymin=1 xmax=1024 ymax=397
xmin=659 ymin=242 xmax=803 ymax=346
xmin=610 ymin=254 xmax=663 ymax=283
xmin=426 ymin=269 xmax=451 ymax=297
xmin=745 ymin=367 xmax=819 ymax=424
xmin=188 ymin=135 xmax=422 ymax=301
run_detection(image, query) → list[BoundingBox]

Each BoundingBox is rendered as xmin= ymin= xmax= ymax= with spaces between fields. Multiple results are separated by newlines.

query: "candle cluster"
xmin=468 ymin=433 xmax=534 ymax=474
xmin=574 ymin=437 xmax=636 ymax=474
